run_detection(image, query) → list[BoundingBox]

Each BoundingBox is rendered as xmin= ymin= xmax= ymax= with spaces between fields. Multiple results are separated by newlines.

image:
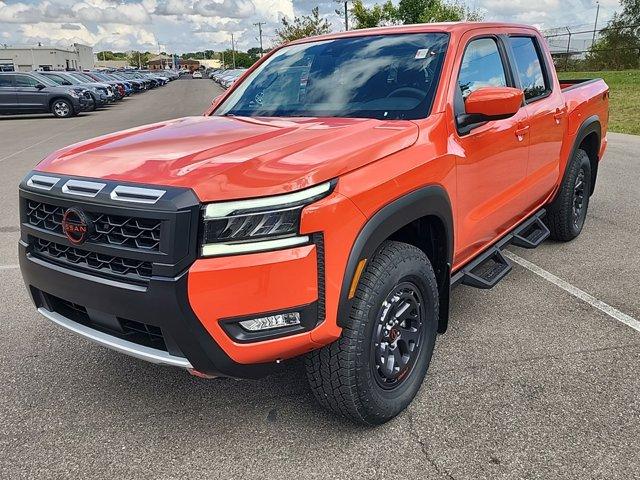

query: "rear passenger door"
xmin=506 ymin=35 xmax=565 ymax=207
xmin=0 ymin=74 xmax=17 ymax=112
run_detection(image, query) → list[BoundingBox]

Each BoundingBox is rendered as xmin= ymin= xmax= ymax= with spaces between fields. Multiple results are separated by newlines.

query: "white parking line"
xmin=505 ymin=251 xmax=640 ymax=334
xmin=0 ymin=264 xmax=19 ymax=270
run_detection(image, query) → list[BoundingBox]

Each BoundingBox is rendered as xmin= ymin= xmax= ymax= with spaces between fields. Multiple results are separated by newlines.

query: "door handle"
xmin=515 ymin=124 xmax=530 ymax=141
xmin=553 ymin=107 xmax=567 ymax=124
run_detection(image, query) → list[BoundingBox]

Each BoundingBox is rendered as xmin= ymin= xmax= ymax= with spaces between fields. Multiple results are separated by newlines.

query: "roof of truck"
xmin=288 ymin=22 xmax=539 ymax=45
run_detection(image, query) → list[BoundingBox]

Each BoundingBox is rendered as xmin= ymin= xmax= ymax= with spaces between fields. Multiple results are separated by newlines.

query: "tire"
xmin=305 ymin=241 xmax=439 ymax=425
xmin=88 ymin=94 xmax=97 ymax=111
xmin=51 ymin=98 xmax=74 ymax=118
xmin=546 ymin=148 xmax=592 ymax=241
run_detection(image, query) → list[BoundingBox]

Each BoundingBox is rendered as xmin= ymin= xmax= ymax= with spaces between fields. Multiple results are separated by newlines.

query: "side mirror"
xmin=35 ymin=83 xmax=46 ymax=90
xmin=457 ymin=87 xmax=523 ymax=129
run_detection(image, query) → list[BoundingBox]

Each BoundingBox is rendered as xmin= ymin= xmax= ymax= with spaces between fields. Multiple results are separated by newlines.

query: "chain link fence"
xmin=542 ymin=23 xmax=640 ymax=71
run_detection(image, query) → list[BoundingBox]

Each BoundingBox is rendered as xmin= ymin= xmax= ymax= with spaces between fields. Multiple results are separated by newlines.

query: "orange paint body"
xmin=34 ymin=23 xmax=609 ymax=367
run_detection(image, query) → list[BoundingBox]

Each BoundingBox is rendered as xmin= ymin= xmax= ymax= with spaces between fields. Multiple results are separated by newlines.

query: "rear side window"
xmin=0 ymin=75 xmax=13 ymax=87
xmin=458 ymin=38 xmax=507 ymax=99
xmin=508 ymin=36 xmax=548 ymax=101
xmin=15 ymin=75 xmax=39 ymax=87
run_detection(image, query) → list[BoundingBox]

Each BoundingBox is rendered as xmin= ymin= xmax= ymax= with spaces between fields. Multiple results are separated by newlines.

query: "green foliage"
xmin=180 ymin=50 xmax=218 ymax=60
xmin=95 ymin=51 xmax=128 ymax=61
xmin=350 ymin=0 xmax=484 ymax=29
xmin=126 ymin=51 xmax=152 ymax=67
xmin=586 ymin=0 xmax=640 ymax=70
xmin=275 ymin=6 xmax=332 ymax=43
xmin=221 ymin=49 xmax=260 ymax=68
xmin=350 ymin=0 xmax=396 ymax=29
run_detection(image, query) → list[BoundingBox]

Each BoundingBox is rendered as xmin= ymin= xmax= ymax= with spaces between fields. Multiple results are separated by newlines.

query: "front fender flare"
xmin=337 ymin=185 xmax=454 ymax=331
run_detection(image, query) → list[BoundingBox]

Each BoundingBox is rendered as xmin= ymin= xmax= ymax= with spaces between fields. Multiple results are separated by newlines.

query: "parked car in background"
xmin=36 ymin=71 xmax=112 ymax=109
xmin=192 ymin=71 xmax=203 ymax=79
xmin=0 ymin=71 xmax=93 ymax=117
xmin=69 ymin=72 xmax=125 ymax=100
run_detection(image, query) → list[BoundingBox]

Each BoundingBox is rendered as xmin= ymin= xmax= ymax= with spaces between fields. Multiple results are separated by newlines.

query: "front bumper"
xmin=19 ymin=243 xmax=281 ymax=377
xmin=76 ymin=95 xmax=93 ymax=111
xmin=17 ymin=173 xmax=348 ymax=378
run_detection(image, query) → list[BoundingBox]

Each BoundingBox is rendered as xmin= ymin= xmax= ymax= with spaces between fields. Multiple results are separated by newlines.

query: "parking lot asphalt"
xmin=1 ymin=79 xmax=638 ymax=480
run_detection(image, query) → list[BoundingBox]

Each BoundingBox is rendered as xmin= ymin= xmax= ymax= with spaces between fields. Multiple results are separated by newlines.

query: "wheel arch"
xmin=569 ymin=115 xmax=601 ymax=195
xmin=337 ymin=185 xmax=454 ymax=334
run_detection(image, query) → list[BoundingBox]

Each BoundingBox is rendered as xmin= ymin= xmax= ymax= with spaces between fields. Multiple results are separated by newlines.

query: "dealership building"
xmin=0 ymin=43 xmax=94 ymax=72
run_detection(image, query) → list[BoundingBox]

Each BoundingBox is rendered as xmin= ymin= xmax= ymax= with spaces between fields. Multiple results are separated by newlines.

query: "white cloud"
xmin=0 ymin=0 xmax=621 ymax=53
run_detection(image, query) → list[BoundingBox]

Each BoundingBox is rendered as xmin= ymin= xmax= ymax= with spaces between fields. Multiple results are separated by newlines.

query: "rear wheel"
xmin=305 ymin=241 xmax=438 ymax=425
xmin=51 ymin=98 xmax=74 ymax=118
xmin=546 ymin=148 xmax=592 ymax=241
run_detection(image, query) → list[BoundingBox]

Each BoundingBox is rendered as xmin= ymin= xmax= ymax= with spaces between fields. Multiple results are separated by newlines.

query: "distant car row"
xmin=0 ymin=69 xmax=179 ymax=118
xmin=208 ymin=69 xmax=248 ymax=89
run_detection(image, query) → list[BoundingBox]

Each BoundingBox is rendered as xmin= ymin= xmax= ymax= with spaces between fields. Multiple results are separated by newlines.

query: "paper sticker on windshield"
xmin=415 ymin=49 xmax=430 ymax=59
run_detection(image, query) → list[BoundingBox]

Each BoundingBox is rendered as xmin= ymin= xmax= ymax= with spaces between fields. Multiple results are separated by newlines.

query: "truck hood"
xmin=36 ymin=115 xmax=419 ymax=201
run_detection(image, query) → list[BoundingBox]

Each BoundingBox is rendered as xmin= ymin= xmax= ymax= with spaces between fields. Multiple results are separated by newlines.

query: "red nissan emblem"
xmin=62 ymin=207 xmax=92 ymax=245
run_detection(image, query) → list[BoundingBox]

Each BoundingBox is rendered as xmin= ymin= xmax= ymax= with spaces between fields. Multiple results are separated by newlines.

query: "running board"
xmin=451 ymin=210 xmax=548 ymax=289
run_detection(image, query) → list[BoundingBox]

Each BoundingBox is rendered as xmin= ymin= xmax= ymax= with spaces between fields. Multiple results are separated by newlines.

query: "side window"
xmin=508 ymin=36 xmax=548 ymax=101
xmin=15 ymin=75 xmax=39 ymax=87
xmin=0 ymin=75 xmax=13 ymax=87
xmin=458 ymin=38 xmax=507 ymax=99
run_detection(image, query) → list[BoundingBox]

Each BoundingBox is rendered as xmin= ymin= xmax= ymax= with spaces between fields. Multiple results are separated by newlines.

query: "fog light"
xmin=239 ymin=312 xmax=301 ymax=331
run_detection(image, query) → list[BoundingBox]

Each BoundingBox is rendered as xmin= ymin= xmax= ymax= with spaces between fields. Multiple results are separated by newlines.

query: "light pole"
xmin=592 ymin=1 xmax=600 ymax=47
xmin=335 ymin=1 xmax=349 ymax=31
xmin=254 ymin=21 xmax=266 ymax=56
xmin=231 ymin=33 xmax=236 ymax=69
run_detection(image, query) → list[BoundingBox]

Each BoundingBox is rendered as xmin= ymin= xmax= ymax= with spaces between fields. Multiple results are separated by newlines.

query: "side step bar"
xmin=451 ymin=210 xmax=550 ymax=289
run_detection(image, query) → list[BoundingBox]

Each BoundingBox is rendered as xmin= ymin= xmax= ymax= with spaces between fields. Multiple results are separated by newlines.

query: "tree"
xmin=586 ymin=0 xmax=640 ymax=69
xmin=350 ymin=0 xmax=397 ymax=29
xmin=350 ymin=0 xmax=483 ymax=29
xmin=221 ymin=49 xmax=259 ymax=68
xmin=275 ymin=6 xmax=332 ymax=43
xmin=127 ymin=51 xmax=151 ymax=67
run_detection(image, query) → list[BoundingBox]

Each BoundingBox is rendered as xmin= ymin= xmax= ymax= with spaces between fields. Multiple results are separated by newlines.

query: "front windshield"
xmin=31 ymin=73 xmax=58 ymax=87
xmin=69 ymin=72 xmax=94 ymax=83
xmin=216 ymin=33 xmax=449 ymax=120
xmin=58 ymin=73 xmax=82 ymax=85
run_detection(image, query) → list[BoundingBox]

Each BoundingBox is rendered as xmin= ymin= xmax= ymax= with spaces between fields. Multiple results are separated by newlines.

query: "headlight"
xmin=201 ymin=181 xmax=334 ymax=257
xmin=69 ymin=89 xmax=81 ymax=97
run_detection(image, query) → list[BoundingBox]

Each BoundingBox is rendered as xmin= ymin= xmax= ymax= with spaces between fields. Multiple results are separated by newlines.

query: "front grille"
xmin=31 ymin=237 xmax=153 ymax=280
xmin=45 ymin=293 xmax=167 ymax=351
xmin=26 ymin=200 xmax=162 ymax=252
xmin=21 ymin=173 xmax=200 ymax=285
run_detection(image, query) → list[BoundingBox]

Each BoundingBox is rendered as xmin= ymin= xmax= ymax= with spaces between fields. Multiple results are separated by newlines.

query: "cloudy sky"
xmin=0 ymin=0 xmax=622 ymax=54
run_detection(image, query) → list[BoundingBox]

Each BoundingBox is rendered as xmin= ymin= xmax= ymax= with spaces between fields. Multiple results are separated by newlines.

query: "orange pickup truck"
xmin=19 ymin=22 xmax=608 ymax=424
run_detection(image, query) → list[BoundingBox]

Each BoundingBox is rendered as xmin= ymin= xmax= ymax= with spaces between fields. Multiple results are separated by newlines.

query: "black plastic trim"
xmin=560 ymin=114 xmax=601 ymax=198
xmin=19 ymin=171 xmax=201 ymax=280
xmin=337 ymin=185 xmax=453 ymax=329
xmin=19 ymin=241 xmax=281 ymax=378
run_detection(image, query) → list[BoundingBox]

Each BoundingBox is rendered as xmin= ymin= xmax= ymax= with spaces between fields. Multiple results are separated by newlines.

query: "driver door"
xmin=450 ymin=34 xmax=530 ymax=265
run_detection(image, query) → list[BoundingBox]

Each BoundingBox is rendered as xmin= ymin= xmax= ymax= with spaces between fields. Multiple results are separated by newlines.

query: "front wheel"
xmin=51 ymin=99 xmax=74 ymax=118
xmin=305 ymin=241 xmax=439 ymax=425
